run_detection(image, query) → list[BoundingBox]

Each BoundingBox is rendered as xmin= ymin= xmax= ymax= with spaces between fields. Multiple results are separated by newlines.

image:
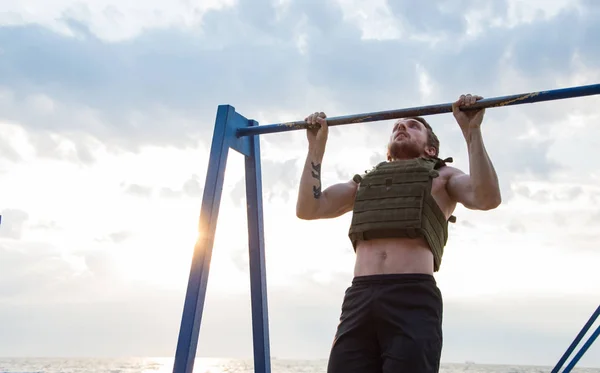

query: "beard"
xmin=388 ymin=140 xmax=423 ymax=160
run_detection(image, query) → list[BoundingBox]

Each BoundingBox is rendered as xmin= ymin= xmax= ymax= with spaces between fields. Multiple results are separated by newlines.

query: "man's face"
xmin=387 ymin=118 xmax=432 ymax=160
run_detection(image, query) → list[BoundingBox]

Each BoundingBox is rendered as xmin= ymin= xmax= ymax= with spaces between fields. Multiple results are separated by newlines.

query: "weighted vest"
xmin=348 ymin=156 xmax=456 ymax=272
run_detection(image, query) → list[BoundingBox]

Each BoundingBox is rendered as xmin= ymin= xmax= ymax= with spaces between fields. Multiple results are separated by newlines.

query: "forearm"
xmin=464 ymin=127 xmax=501 ymax=208
xmin=296 ymin=146 xmax=325 ymax=219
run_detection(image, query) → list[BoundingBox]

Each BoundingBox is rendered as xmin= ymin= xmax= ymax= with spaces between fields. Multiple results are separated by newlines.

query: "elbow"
xmin=296 ymin=211 xmax=309 ymax=220
xmin=296 ymin=212 xmax=316 ymax=220
xmin=296 ymin=208 xmax=316 ymax=220
xmin=478 ymin=193 xmax=502 ymax=211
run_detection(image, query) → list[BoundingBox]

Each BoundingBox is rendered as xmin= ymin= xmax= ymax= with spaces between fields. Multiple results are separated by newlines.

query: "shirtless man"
xmin=295 ymin=93 xmax=501 ymax=373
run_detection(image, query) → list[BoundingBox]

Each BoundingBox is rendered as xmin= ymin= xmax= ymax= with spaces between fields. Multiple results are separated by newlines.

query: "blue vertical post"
xmin=173 ymin=105 xmax=233 ymax=373
xmin=244 ymin=120 xmax=271 ymax=373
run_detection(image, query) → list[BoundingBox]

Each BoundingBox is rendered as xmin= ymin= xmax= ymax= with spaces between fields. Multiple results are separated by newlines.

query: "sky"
xmin=0 ymin=0 xmax=599 ymax=368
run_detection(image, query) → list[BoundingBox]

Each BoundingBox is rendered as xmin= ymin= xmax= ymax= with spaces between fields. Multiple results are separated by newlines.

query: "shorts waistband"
xmin=352 ymin=273 xmax=436 ymax=285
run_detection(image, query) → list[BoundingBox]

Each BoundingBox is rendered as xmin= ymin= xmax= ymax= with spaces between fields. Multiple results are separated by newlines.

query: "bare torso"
xmin=353 ymin=166 xmax=457 ymax=276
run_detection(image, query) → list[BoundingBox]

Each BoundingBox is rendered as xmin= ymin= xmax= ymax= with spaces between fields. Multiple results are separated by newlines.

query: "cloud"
xmin=0 ymin=0 xmax=596 ymax=173
xmin=81 ymin=249 xmax=120 ymax=278
xmin=0 ymin=209 xmax=29 ymax=239
xmin=0 ymin=134 xmax=23 ymax=163
xmin=122 ymin=175 xmax=204 ymax=200
xmin=182 ymin=175 xmax=204 ymax=198
xmin=0 ymin=0 xmax=236 ymax=42
xmin=0 ymin=256 xmax=598 ymax=368
xmin=230 ymin=158 xmax=300 ymax=206
xmin=0 ymin=242 xmax=75 ymax=300
xmin=507 ymin=220 xmax=526 ymax=233
xmin=123 ymin=184 xmax=153 ymax=198
xmin=1 ymin=0 xmax=600 ymax=367
xmin=94 ymin=230 xmax=132 ymax=244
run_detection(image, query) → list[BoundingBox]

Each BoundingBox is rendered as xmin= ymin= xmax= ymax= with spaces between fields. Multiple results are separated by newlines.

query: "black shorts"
xmin=327 ymin=274 xmax=443 ymax=373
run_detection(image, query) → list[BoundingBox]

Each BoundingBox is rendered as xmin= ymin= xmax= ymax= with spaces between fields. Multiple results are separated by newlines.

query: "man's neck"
xmin=390 ymin=154 xmax=425 ymax=162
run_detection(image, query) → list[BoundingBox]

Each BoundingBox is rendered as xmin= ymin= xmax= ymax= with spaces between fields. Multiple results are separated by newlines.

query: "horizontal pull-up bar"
xmin=236 ymin=83 xmax=600 ymax=138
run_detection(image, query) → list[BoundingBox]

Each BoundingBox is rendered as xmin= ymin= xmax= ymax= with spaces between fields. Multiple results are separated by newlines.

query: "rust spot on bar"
xmin=494 ymin=92 xmax=541 ymax=107
xmin=278 ymin=121 xmax=320 ymax=129
xmin=354 ymin=116 xmax=372 ymax=123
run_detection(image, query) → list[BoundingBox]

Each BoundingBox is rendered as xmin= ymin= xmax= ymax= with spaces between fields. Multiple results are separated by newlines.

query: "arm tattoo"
xmin=311 ymin=161 xmax=322 ymax=199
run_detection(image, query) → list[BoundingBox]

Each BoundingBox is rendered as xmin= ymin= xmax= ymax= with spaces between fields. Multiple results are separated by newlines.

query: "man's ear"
xmin=425 ymin=146 xmax=437 ymax=157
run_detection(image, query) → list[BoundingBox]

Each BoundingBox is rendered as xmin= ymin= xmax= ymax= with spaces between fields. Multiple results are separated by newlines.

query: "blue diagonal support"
xmin=562 ymin=324 xmax=600 ymax=373
xmin=552 ymin=304 xmax=600 ymax=373
xmin=173 ymin=105 xmax=235 ymax=373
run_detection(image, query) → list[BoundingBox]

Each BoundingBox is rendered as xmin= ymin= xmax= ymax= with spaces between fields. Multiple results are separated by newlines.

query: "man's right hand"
xmin=304 ymin=111 xmax=328 ymax=152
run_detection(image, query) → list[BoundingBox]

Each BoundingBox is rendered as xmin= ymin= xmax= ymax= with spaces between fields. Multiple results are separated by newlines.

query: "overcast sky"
xmin=1 ymin=0 xmax=599 ymax=368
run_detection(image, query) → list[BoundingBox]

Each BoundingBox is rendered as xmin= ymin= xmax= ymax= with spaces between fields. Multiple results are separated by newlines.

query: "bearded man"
xmin=295 ymin=93 xmax=501 ymax=373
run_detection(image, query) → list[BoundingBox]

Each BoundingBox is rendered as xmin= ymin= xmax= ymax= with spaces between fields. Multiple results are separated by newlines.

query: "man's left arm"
xmin=445 ymin=94 xmax=502 ymax=211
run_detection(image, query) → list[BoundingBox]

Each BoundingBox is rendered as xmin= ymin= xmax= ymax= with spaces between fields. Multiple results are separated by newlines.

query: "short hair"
xmin=407 ymin=116 xmax=439 ymax=157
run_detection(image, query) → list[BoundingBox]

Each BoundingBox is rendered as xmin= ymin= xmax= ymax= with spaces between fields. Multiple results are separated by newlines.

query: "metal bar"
xmin=562 ymin=324 xmax=600 ymax=373
xmin=245 ymin=119 xmax=272 ymax=373
xmin=551 ymin=305 xmax=600 ymax=373
xmin=173 ymin=105 xmax=233 ymax=373
xmin=236 ymin=83 xmax=600 ymax=137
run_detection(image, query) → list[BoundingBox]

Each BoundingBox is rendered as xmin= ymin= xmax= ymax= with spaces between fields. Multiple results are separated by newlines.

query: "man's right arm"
xmin=295 ymin=149 xmax=358 ymax=220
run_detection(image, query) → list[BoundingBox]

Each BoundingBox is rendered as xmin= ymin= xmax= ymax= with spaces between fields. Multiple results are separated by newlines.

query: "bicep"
xmin=317 ymin=180 xmax=358 ymax=219
xmin=445 ymin=170 xmax=479 ymax=210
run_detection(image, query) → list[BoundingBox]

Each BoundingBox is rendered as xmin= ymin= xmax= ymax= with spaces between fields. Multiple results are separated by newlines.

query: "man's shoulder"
xmin=438 ymin=164 xmax=466 ymax=179
xmin=439 ymin=164 xmax=463 ymax=173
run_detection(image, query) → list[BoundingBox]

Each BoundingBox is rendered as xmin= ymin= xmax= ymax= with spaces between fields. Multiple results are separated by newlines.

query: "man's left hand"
xmin=452 ymin=93 xmax=485 ymax=135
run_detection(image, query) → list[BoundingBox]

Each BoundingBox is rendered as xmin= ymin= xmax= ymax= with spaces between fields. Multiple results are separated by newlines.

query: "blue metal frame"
xmin=552 ymin=305 xmax=600 ymax=373
xmin=173 ymin=84 xmax=600 ymax=373
xmin=172 ymin=106 xmax=271 ymax=373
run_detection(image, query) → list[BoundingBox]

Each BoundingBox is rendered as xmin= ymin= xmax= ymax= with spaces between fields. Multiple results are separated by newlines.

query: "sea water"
xmin=0 ymin=358 xmax=599 ymax=373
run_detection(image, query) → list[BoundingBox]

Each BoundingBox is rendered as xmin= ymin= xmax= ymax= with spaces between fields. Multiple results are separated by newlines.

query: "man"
xmin=295 ymin=93 xmax=501 ymax=373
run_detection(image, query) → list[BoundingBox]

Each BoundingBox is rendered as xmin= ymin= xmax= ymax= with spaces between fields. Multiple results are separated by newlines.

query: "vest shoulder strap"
xmin=352 ymin=163 xmax=383 ymax=184
xmin=433 ymin=156 xmax=453 ymax=169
